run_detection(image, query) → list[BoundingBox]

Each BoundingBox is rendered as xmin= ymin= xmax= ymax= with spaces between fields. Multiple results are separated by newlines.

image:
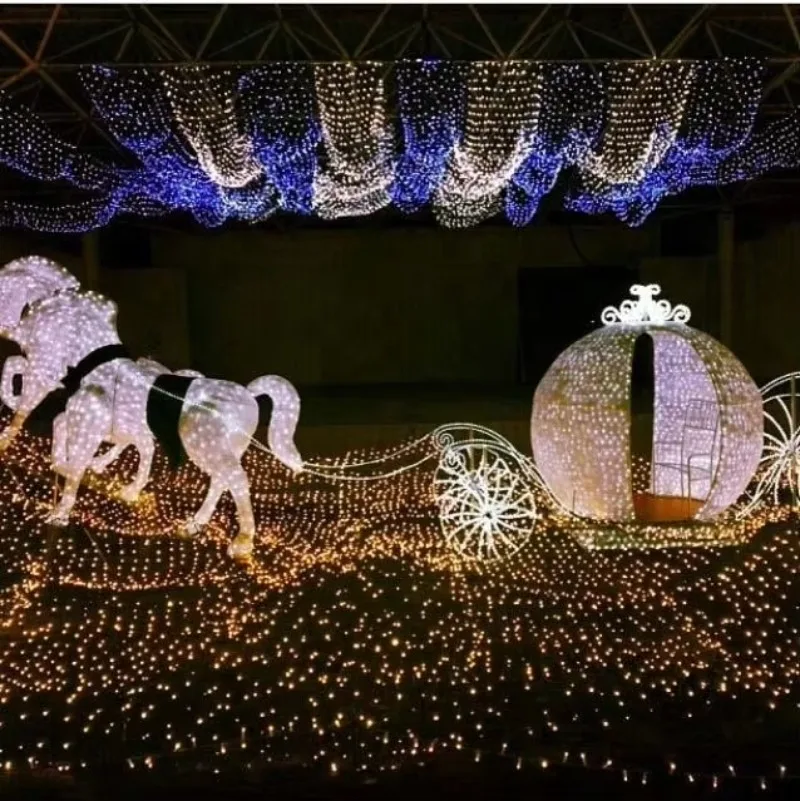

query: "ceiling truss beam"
xmin=627 ymin=4 xmax=656 ymax=57
xmin=305 ymin=4 xmax=350 ymax=59
xmin=575 ymin=22 xmax=651 ymax=58
xmin=468 ymin=5 xmax=505 ymax=59
xmin=508 ymin=5 xmax=552 ymax=60
xmin=661 ymin=5 xmax=713 ymax=57
xmin=48 ymin=23 xmax=131 ymax=63
xmin=2 ymin=54 xmax=800 ymax=73
xmin=196 ymin=4 xmax=228 ymax=60
xmin=137 ymin=4 xmax=192 ymax=60
xmin=35 ymin=4 xmax=61 ymax=61
xmin=711 ymin=21 xmax=790 ymax=55
xmin=0 ymin=25 xmax=121 ymax=151
xmin=254 ymin=24 xmax=280 ymax=61
xmin=354 ymin=5 xmax=392 ymax=59
xmin=764 ymin=5 xmax=800 ymax=98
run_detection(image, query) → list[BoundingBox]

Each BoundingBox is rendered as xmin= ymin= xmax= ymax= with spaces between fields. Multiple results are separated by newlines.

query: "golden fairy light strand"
xmin=0 ymin=416 xmax=796 ymax=784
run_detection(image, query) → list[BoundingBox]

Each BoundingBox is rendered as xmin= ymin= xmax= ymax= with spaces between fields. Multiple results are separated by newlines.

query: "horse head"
xmin=0 ymin=256 xmax=80 ymax=340
xmin=17 ymin=289 xmax=122 ymax=375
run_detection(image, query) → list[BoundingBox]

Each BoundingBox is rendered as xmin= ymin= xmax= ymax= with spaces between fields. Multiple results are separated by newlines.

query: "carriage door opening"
xmin=630 ymin=332 xmax=657 ymax=518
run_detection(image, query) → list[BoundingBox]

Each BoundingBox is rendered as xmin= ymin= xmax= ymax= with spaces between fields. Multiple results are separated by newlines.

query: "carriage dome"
xmin=531 ymin=284 xmax=763 ymax=522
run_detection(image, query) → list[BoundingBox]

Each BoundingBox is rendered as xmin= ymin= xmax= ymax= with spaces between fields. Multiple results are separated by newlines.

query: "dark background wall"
xmin=151 ymin=224 xmax=653 ymax=387
xmin=0 ymin=213 xmax=796 ymax=392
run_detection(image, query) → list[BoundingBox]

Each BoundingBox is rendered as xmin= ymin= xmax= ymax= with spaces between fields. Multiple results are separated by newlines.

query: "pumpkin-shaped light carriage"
xmin=432 ymin=285 xmax=770 ymax=559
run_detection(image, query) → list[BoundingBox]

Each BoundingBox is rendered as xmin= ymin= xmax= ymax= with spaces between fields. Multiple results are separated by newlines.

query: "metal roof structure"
xmin=2 ymin=3 xmax=800 ymax=223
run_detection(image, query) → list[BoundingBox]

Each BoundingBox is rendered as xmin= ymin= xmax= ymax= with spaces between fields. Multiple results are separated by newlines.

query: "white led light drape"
xmin=162 ymin=66 xmax=262 ymax=189
xmin=579 ymin=62 xmax=697 ymax=187
xmin=312 ymin=62 xmax=394 ymax=219
xmin=433 ymin=62 xmax=543 ymax=228
xmin=0 ymin=59 xmax=795 ymax=231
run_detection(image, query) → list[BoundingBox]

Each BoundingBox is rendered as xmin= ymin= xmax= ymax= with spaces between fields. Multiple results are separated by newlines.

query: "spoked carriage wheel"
xmin=433 ymin=441 xmax=537 ymax=562
xmin=752 ymin=373 xmax=800 ymax=507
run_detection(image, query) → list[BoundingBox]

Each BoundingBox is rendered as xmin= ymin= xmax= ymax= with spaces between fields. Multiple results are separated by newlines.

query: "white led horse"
xmin=0 ymin=255 xmax=79 ymax=335
xmin=0 ymin=258 xmax=167 ymax=496
xmin=0 ymin=256 xmax=80 ymax=438
xmin=0 ymin=258 xmax=303 ymax=560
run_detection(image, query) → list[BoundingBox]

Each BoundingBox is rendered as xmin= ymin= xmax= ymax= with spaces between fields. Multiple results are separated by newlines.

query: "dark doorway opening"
xmin=630 ymin=332 xmax=655 ymax=490
xmin=517 ymin=265 xmax=638 ymax=386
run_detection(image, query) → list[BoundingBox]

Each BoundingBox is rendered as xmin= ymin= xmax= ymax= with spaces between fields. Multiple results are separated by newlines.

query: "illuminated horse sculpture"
xmin=0 ymin=256 xmax=84 ymax=445
xmin=0 ymin=256 xmax=303 ymax=560
xmin=0 ymin=256 xmax=80 ymax=418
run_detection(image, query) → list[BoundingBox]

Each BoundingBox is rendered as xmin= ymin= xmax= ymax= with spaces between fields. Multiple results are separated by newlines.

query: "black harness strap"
xmin=25 ymin=343 xmax=130 ymax=433
xmin=146 ymin=374 xmax=197 ymax=470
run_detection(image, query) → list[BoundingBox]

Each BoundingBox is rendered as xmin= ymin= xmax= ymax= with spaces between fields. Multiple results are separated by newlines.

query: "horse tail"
xmin=246 ymin=375 xmax=303 ymax=473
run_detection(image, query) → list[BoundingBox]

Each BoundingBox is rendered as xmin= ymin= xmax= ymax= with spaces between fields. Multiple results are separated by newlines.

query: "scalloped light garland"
xmin=312 ymin=61 xmax=394 ymax=219
xmin=162 ymin=66 xmax=262 ymax=190
xmin=432 ymin=61 xmax=543 ymax=228
xmin=0 ymin=59 xmax=796 ymax=231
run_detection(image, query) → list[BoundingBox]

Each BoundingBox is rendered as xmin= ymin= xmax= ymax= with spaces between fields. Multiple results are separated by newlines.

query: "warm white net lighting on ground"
xmin=0 ymin=260 xmax=798 ymax=792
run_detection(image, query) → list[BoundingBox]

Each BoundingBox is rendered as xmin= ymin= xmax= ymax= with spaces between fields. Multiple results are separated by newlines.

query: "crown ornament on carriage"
xmin=601 ymin=284 xmax=691 ymax=326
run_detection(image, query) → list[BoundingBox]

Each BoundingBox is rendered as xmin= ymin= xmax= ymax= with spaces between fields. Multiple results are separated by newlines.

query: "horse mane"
xmin=83 ymin=290 xmax=118 ymax=322
xmin=28 ymin=289 xmax=117 ymax=323
xmin=27 ymin=288 xmax=79 ymax=316
xmin=3 ymin=255 xmax=80 ymax=291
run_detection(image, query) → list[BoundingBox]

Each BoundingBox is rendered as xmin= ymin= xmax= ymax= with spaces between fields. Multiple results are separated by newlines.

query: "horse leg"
xmin=177 ymin=395 xmax=258 ymax=559
xmin=46 ymin=392 xmax=110 ymax=527
xmin=119 ymin=439 xmax=154 ymax=503
xmin=0 ymin=352 xmax=65 ymax=452
xmin=225 ymin=462 xmax=257 ymax=560
xmin=51 ymin=413 xmax=68 ymax=476
xmin=91 ymin=442 xmax=125 ymax=474
xmin=180 ymin=477 xmax=225 ymax=539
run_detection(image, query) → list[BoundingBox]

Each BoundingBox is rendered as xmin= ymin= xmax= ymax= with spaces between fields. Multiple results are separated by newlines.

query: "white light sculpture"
xmin=741 ymin=373 xmax=800 ymax=510
xmin=531 ymin=284 xmax=762 ymax=522
xmin=0 ymin=255 xmax=79 ymax=338
xmin=0 ymin=262 xmax=303 ymax=561
xmin=432 ymin=425 xmax=539 ymax=561
xmin=0 ymin=256 xmax=82 ymax=447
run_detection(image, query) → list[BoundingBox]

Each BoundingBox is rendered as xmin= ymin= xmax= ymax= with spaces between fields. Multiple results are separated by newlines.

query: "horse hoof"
xmin=176 ymin=518 xmax=203 ymax=539
xmin=227 ymin=534 xmax=254 ymax=561
xmin=119 ymin=486 xmax=141 ymax=504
